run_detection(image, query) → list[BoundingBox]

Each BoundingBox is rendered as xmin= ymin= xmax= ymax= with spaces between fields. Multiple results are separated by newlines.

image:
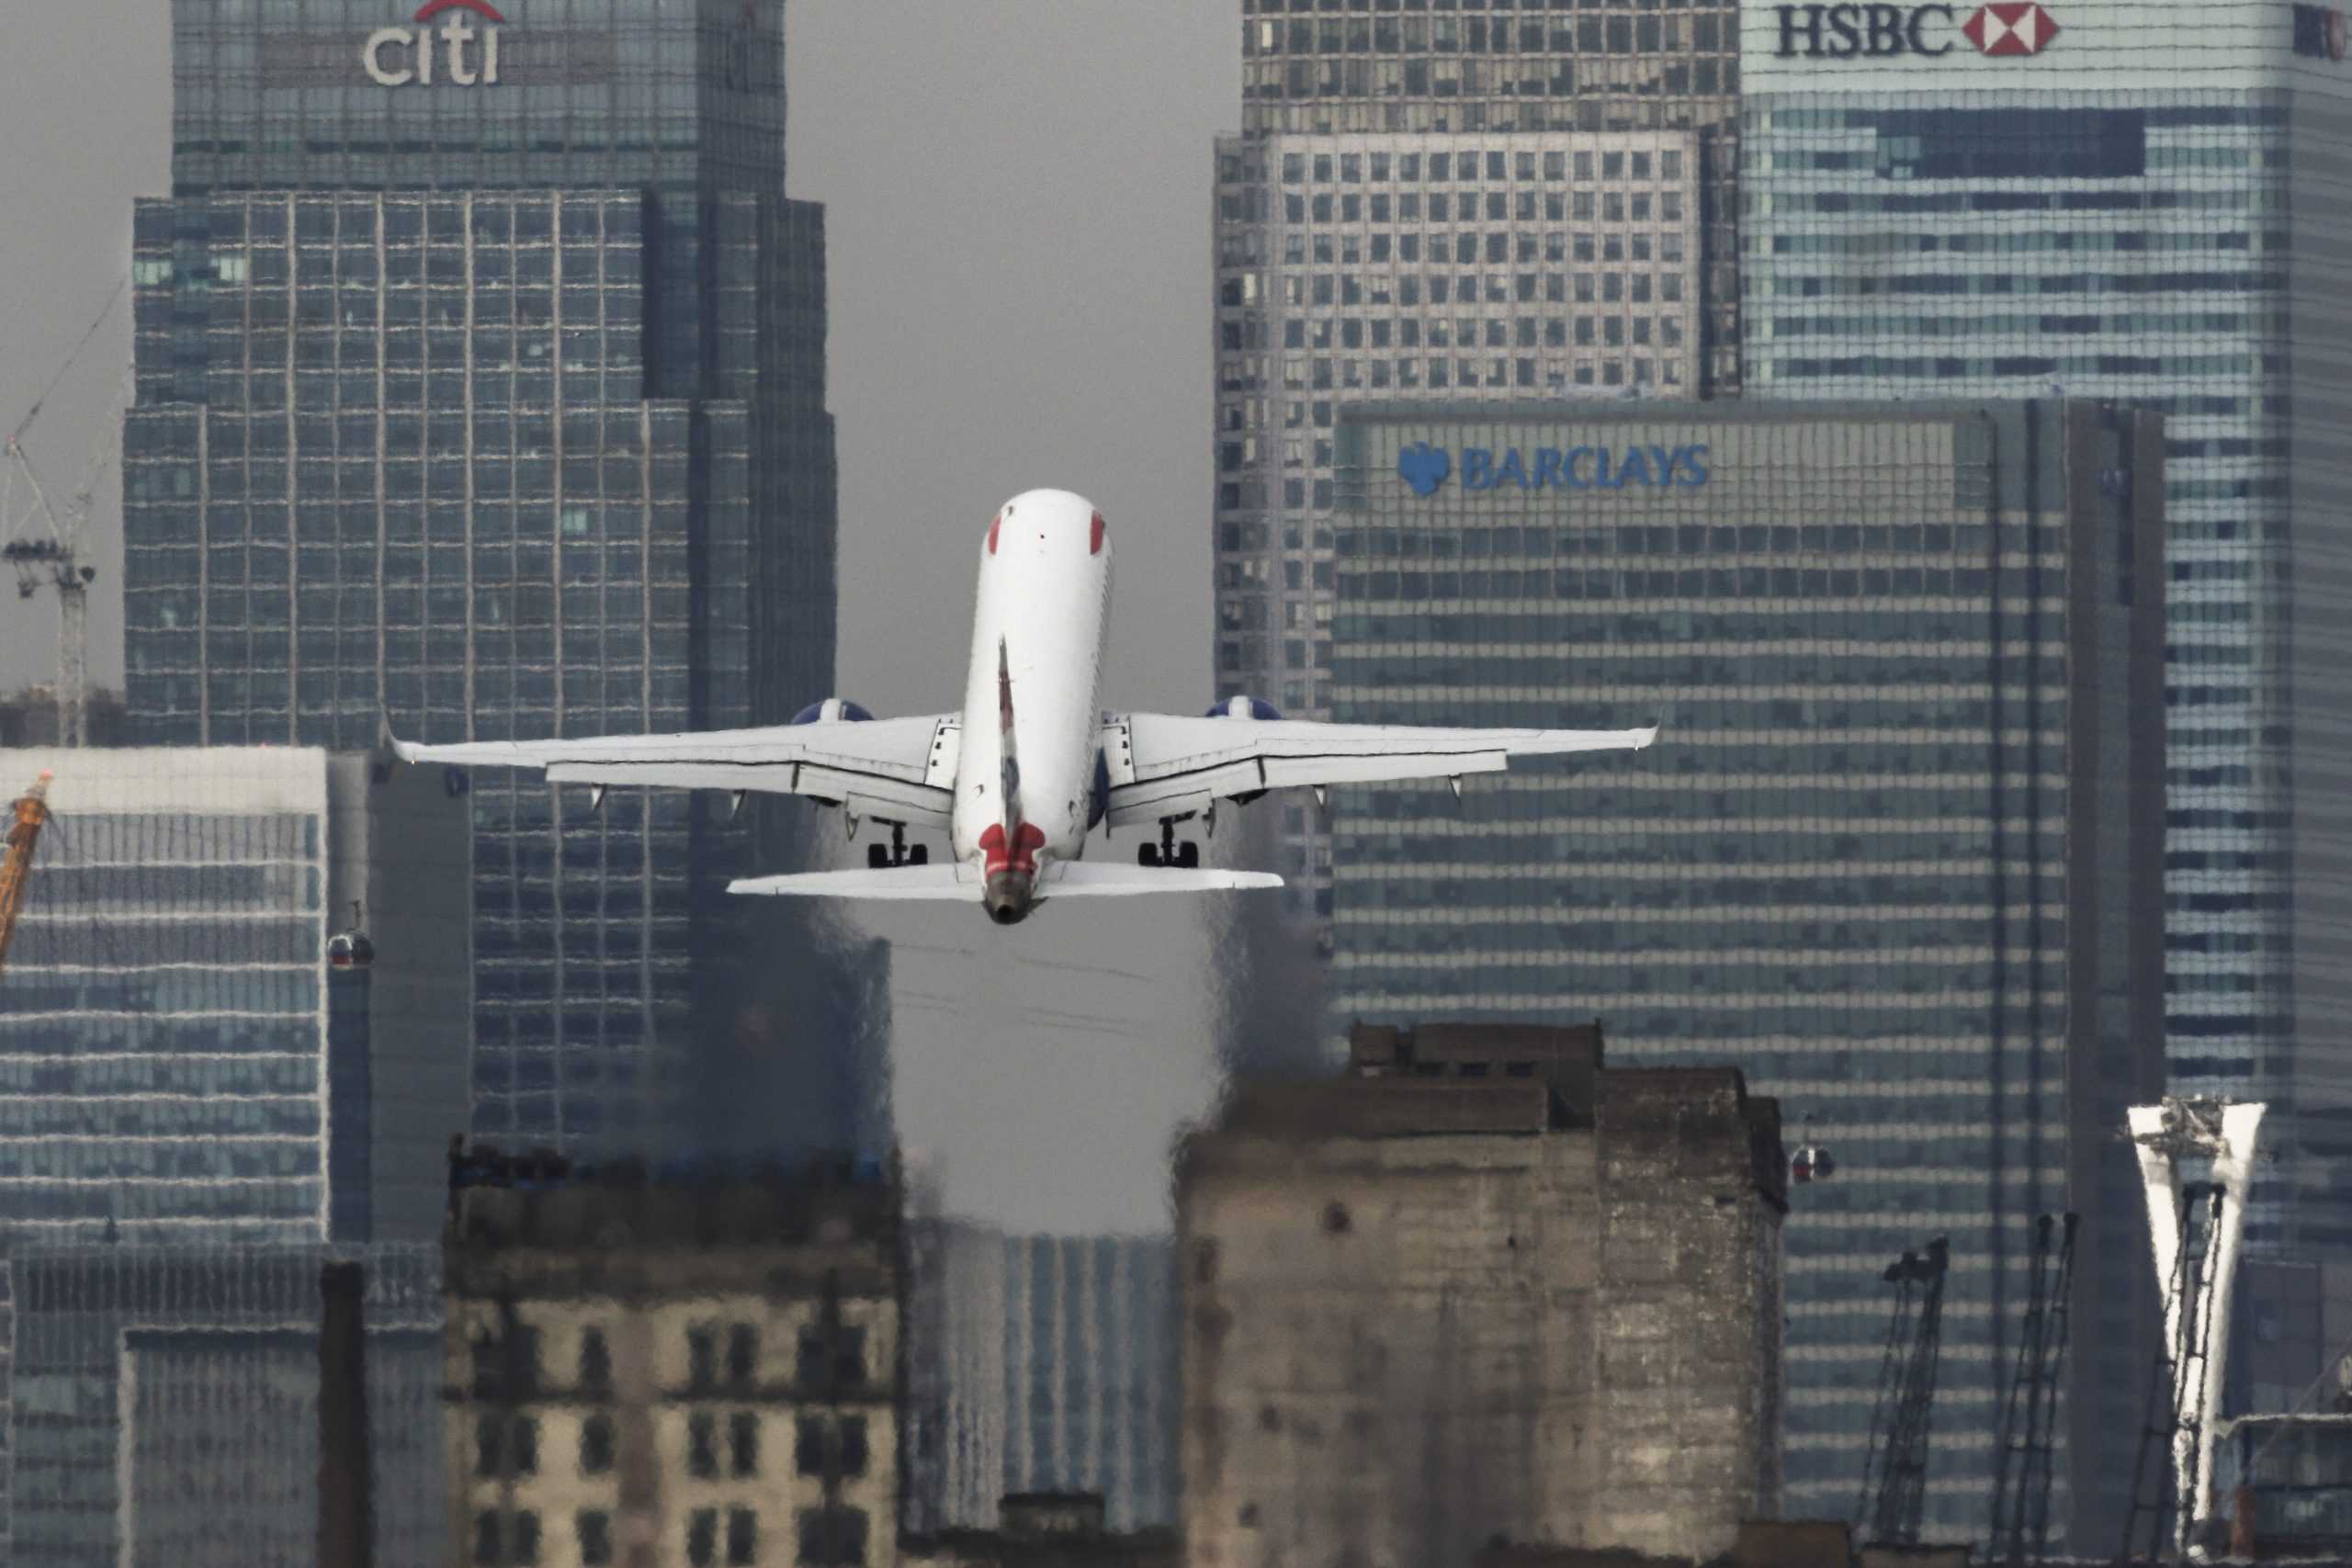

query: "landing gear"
xmin=866 ymin=824 xmax=928 ymax=869
xmin=1138 ymin=818 xmax=1202 ymax=869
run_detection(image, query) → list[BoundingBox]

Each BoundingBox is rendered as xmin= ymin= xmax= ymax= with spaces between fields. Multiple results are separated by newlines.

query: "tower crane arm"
xmin=0 ymin=772 xmax=52 ymax=979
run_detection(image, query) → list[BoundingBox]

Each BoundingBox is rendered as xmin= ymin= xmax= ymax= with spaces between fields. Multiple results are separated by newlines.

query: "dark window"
xmin=796 ymin=1415 xmax=825 ymax=1476
xmin=470 ymin=1327 xmax=540 ymax=1399
xmin=578 ymin=1512 xmax=613 ymax=1567
xmin=687 ymin=1327 xmax=716 ymax=1392
xmin=687 ymin=1508 xmax=718 ymax=1568
xmin=838 ymin=1416 xmax=868 ymax=1477
xmin=511 ymin=1416 xmax=537 ymax=1476
xmin=579 ymin=1326 xmax=610 ymax=1393
xmin=725 ymin=1325 xmax=757 ymax=1388
xmin=475 ymin=1414 xmax=503 ymax=1478
xmin=796 ymin=1325 xmax=866 ymax=1391
xmin=797 ymin=1506 xmax=869 ymax=1566
xmin=726 ymin=1509 xmax=759 ymax=1566
xmin=580 ymin=1414 xmax=615 ymax=1475
xmin=1872 ymin=108 xmax=2146 ymax=181
xmin=474 ymin=1510 xmax=502 ymax=1566
xmin=729 ymin=1412 xmax=761 ymax=1477
xmin=513 ymin=1513 xmax=540 ymax=1566
xmin=688 ymin=1412 xmax=718 ymax=1479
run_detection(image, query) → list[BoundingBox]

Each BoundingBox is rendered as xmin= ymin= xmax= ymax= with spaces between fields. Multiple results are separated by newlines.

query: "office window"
xmin=729 ymin=1411 xmax=761 ymax=1477
xmin=578 ymin=1513 xmax=613 ymax=1568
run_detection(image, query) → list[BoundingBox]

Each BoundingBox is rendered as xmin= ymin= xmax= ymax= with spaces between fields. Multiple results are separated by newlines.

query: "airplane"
xmin=394 ymin=488 xmax=1657 ymax=926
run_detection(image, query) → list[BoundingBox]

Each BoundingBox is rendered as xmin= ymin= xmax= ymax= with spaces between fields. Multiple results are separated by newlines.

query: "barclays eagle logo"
xmin=1397 ymin=443 xmax=1451 ymax=497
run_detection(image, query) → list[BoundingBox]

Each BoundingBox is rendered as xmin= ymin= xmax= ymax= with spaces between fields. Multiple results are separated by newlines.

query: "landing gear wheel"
xmin=908 ymin=843 xmax=929 ymax=866
xmin=866 ymin=843 xmax=889 ymax=870
xmin=1177 ymin=840 xmax=1202 ymax=870
xmin=1138 ymin=842 xmax=1161 ymax=868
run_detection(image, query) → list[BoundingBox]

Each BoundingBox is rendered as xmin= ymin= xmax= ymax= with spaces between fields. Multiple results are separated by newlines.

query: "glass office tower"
xmin=122 ymin=0 xmax=866 ymax=1150
xmin=1214 ymin=2 xmax=1740 ymax=913
xmin=1737 ymin=0 xmax=2352 ymax=1289
xmin=1325 ymin=400 xmax=2168 ymax=1545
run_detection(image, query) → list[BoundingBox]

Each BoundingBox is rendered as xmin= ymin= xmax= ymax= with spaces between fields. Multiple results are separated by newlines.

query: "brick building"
xmin=443 ymin=1149 xmax=899 ymax=1568
xmin=1177 ymin=1021 xmax=1784 ymax=1567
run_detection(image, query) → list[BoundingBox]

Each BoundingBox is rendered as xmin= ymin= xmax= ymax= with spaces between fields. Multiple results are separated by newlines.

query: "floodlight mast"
xmin=2127 ymin=1097 xmax=2267 ymax=1559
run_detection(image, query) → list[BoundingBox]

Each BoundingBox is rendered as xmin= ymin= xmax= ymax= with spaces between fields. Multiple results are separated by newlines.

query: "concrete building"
xmin=6 ymin=1242 xmax=444 ymax=1568
xmin=1177 ymin=1021 xmax=1786 ymax=1568
xmin=126 ymin=0 xmax=872 ymax=1154
xmin=443 ymin=1147 xmax=900 ymax=1568
xmin=904 ymin=1226 xmax=1180 ymax=1535
xmin=1212 ymin=0 xmax=1743 ymax=912
xmin=1322 ymin=399 xmax=2167 ymax=1544
xmin=1735 ymin=0 xmax=2352 ymax=1303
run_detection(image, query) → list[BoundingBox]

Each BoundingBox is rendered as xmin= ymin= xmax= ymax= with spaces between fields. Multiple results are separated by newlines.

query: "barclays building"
xmin=1326 ymin=399 xmax=2165 ymax=1545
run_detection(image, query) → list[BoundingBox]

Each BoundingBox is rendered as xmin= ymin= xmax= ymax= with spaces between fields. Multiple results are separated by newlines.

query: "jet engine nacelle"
xmin=1205 ymin=695 xmax=1283 ymax=720
xmin=790 ymin=698 xmax=876 ymax=725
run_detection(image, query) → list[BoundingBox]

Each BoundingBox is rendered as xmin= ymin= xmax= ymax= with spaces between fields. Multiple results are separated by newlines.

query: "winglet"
xmin=1635 ymin=724 xmax=1661 ymax=749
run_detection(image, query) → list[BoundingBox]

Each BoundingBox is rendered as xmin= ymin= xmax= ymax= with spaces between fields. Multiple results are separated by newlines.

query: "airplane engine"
xmin=1204 ymin=695 xmax=1283 ymax=720
xmin=789 ymin=698 xmax=876 ymax=725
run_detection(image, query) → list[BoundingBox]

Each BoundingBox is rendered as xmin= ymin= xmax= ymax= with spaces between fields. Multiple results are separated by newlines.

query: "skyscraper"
xmin=1321 ymin=398 xmax=2168 ymax=1544
xmin=120 ymin=0 xmax=861 ymax=1150
xmin=1736 ymin=0 xmax=2352 ymax=1283
xmin=1213 ymin=1 xmax=1741 ymax=912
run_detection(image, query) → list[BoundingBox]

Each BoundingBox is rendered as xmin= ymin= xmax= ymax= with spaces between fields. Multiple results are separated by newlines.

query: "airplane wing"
xmin=393 ymin=716 xmax=961 ymax=829
xmin=1102 ymin=712 xmax=1657 ymax=828
xmin=728 ymin=859 xmax=1282 ymax=900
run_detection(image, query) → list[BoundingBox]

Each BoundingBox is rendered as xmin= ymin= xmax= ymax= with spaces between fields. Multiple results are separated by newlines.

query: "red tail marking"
xmin=414 ymin=0 xmax=505 ymax=20
xmin=1091 ymin=511 xmax=1106 ymax=555
xmin=978 ymin=822 xmax=1046 ymax=875
xmin=987 ymin=513 xmax=1001 ymax=556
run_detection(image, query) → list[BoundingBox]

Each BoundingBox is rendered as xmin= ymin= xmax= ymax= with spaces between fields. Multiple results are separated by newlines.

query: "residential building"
xmin=443 ymin=1146 xmax=899 ymax=1568
xmin=1178 ymin=1021 xmax=1786 ymax=1568
xmin=1736 ymin=0 xmax=2352 ymax=1330
xmin=123 ymin=0 xmax=865 ymax=1151
xmin=1213 ymin=2 xmax=1742 ymax=912
xmin=1321 ymin=399 xmax=2167 ymax=1544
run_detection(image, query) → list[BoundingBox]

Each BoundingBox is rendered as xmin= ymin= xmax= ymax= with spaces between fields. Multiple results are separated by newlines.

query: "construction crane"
xmin=4 ymin=432 xmax=106 ymax=749
xmin=4 ymin=277 xmax=127 ymax=750
xmin=1989 ymin=1211 xmax=2078 ymax=1563
xmin=0 ymin=771 xmax=54 ymax=978
xmin=1858 ymin=1235 xmax=1951 ymax=1547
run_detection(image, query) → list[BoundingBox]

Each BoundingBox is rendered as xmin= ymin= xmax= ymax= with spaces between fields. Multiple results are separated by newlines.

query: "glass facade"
xmin=126 ymin=0 xmax=864 ymax=1151
xmin=902 ymin=1224 xmax=1180 ymax=1534
xmin=1324 ymin=400 xmax=2166 ymax=1546
xmin=7 ymin=1243 xmax=442 ymax=1568
xmin=1216 ymin=0 xmax=1739 ymax=913
xmin=1738 ymin=7 xmax=2352 ymax=1282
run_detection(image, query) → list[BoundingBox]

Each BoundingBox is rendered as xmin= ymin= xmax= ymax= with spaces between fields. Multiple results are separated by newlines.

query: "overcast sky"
xmin=0 ymin=0 xmax=1243 ymax=1235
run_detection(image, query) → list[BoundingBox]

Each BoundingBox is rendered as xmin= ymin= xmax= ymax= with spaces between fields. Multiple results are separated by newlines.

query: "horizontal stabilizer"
xmin=1039 ymin=862 xmax=1284 ymax=897
xmin=728 ymin=865 xmax=978 ymax=900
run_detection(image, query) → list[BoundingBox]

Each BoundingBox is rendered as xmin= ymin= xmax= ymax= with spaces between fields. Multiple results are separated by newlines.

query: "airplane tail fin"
xmin=995 ymin=635 xmax=1022 ymax=833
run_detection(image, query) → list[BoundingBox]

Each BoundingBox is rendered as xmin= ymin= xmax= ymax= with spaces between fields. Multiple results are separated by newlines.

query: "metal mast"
xmin=4 ymin=428 xmax=107 ymax=748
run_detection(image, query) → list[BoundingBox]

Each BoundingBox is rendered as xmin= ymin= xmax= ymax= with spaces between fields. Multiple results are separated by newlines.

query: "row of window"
xmin=476 ymin=1505 xmax=833 ymax=1568
xmin=1250 ymin=16 xmax=1735 ymax=57
xmin=1276 ymin=145 xmax=1690 ymax=184
xmin=474 ymin=1410 xmax=870 ymax=1483
xmin=469 ymin=1321 xmax=870 ymax=1399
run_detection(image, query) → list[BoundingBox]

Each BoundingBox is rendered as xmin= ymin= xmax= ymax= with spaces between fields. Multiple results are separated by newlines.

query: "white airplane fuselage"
xmin=952 ymin=489 xmax=1113 ymax=923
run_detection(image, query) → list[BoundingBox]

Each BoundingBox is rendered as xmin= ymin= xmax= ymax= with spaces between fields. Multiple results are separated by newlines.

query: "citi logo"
xmin=365 ymin=0 xmax=505 ymax=87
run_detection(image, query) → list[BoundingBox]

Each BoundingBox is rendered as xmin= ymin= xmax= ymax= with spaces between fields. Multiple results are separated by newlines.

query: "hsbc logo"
xmin=2293 ymin=3 xmax=2348 ymax=60
xmin=1773 ymin=2 xmax=2061 ymax=57
xmin=365 ymin=0 xmax=504 ymax=86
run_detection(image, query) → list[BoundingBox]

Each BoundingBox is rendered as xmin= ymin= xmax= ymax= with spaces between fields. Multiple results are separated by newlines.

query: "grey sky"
xmin=0 ymin=0 xmax=1243 ymax=1235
